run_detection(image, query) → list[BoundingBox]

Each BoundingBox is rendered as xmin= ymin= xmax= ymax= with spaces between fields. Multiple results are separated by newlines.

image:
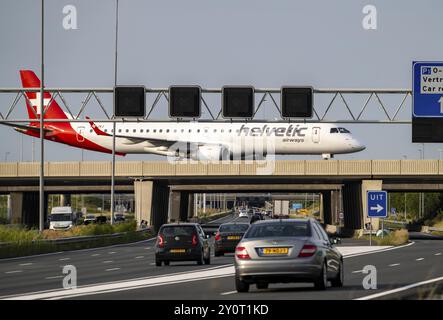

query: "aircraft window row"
xmin=330 ymin=127 xmax=351 ymax=134
xmin=89 ymin=128 xmax=238 ymax=134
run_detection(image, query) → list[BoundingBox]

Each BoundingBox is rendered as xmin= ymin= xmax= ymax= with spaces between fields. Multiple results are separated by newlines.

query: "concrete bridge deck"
xmin=0 ymin=159 xmax=443 ymax=179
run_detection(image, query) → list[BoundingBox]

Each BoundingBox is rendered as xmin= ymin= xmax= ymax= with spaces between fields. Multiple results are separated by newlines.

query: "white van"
xmin=49 ymin=206 xmax=75 ymax=230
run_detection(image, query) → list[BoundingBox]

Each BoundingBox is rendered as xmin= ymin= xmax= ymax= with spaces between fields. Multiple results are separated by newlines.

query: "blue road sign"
xmin=367 ymin=191 xmax=387 ymax=218
xmin=292 ymin=203 xmax=303 ymax=210
xmin=413 ymin=61 xmax=443 ymax=117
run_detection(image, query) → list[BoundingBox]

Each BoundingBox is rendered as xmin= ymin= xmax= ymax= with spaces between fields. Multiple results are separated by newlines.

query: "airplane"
xmin=1 ymin=70 xmax=365 ymax=161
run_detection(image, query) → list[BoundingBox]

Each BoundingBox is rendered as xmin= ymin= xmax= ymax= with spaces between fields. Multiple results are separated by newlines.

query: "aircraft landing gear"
xmin=322 ymin=153 xmax=334 ymax=160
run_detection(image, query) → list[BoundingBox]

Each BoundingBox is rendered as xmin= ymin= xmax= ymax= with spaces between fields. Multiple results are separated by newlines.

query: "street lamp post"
xmin=418 ymin=147 xmax=425 ymax=219
xmin=110 ymin=0 xmax=119 ymax=226
xmin=39 ymin=0 xmax=45 ymax=233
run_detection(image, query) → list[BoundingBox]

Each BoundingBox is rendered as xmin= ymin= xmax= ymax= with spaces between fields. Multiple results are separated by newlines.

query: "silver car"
xmin=234 ymin=218 xmax=343 ymax=292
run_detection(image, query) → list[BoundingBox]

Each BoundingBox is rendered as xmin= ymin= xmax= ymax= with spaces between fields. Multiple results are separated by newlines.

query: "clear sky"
xmin=0 ymin=0 xmax=442 ymax=162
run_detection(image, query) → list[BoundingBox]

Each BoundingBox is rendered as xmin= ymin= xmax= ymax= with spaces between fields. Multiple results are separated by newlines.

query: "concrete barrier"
xmin=421 ymin=226 xmax=443 ymax=233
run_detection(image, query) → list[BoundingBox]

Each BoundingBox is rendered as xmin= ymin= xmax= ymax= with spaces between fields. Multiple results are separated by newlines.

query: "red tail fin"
xmin=20 ymin=70 xmax=68 ymax=121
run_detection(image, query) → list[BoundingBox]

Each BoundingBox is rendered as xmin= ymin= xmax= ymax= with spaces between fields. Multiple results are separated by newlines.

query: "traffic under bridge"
xmin=2 ymin=160 xmax=443 ymax=231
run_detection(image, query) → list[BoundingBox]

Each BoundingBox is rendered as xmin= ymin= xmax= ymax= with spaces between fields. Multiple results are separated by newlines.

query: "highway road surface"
xmin=0 ymin=214 xmax=442 ymax=300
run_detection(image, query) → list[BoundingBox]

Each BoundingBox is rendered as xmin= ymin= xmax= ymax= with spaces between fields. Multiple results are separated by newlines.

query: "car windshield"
xmin=244 ymin=222 xmax=310 ymax=238
xmin=220 ymin=224 xmax=249 ymax=233
xmin=86 ymin=215 xmax=95 ymax=219
xmin=161 ymin=226 xmax=195 ymax=237
xmin=50 ymin=214 xmax=72 ymax=221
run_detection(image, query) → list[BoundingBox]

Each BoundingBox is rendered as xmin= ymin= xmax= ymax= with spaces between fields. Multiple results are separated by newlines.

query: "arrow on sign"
xmin=370 ymin=204 xmax=384 ymax=213
xmin=440 ymin=96 xmax=443 ymax=114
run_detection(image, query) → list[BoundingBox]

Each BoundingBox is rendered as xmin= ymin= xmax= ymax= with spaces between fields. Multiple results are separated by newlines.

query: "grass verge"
xmin=355 ymin=229 xmax=409 ymax=246
xmin=0 ymin=222 xmax=154 ymax=259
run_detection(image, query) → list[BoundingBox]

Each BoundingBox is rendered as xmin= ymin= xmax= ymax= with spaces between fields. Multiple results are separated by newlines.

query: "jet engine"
xmin=189 ymin=145 xmax=230 ymax=161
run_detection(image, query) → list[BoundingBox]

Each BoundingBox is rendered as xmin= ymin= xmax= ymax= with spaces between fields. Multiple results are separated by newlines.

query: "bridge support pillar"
xmin=60 ymin=194 xmax=71 ymax=207
xmin=9 ymin=192 xmax=23 ymax=224
xmin=188 ymin=193 xmax=195 ymax=220
xmin=169 ymin=191 xmax=181 ymax=223
xmin=342 ymin=182 xmax=363 ymax=231
xmin=331 ymin=190 xmax=341 ymax=225
xmin=8 ymin=192 xmax=48 ymax=227
xmin=321 ymin=191 xmax=332 ymax=225
xmin=320 ymin=190 xmax=341 ymax=226
xmin=169 ymin=191 xmax=190 ymax=223
xmin=134 ymin=180 xmax=169 ymax=232
xmin=342 ymin=180 xmax=383 ymax=232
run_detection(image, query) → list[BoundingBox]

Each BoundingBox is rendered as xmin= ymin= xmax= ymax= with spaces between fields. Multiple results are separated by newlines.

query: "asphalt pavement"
xmin=0 ymin=214 xmax=442 ymax=300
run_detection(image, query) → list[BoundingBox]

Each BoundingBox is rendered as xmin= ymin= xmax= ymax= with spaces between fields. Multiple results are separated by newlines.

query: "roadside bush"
xmin=0 ymin=217 xmax=9 ymax=225
xmin=377 ymin=229 xmax=409 ymax=246
xmin=0 ymin=225 xmax=41 ymax=243
xmin=78 ymin=223 xmax=114 ymax=236
xmin=355 ymin=229 xmax=409 ymax=246
xmin=4 ymin=221 xmax=138 ymax=242
xmin=113 ymin=220 xmax=137 ymax=233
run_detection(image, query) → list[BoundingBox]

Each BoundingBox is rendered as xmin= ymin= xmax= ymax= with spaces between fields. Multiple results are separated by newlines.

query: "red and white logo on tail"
xmin=20 ymin=70 xmax=68 ymax=121
xmin=16 ymin=70 xmax=124 ymax=155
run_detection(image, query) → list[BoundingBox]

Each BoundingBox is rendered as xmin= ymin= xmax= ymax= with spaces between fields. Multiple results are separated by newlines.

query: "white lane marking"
xmin=108 ymin=252 xmax=116 ymax=255
xmin=416 ymin=258 xmax=424 ymax=261
xmin=352 ymin=270 xmax=364 ymax=274
xmin=341 ymin=241 xmax=415 ymax=259
xmin=91 ymin=254 xmax=101 ymax=257
xmin=435 ymin=253 xmax=442 ymax=256
xmin=0 ymin=251 xmax=63 ymax=262
xmin=19 ymin=263 xmax=33 ymax=266
xmin=145 ymin=247 xmax=151 ymax=250
xmin=338 ymin=246 xmax=392 ymax=256
xmin=59 ymin=258 xmax=70 ymax=261
xmin=220 ymin=291 xmax=237 ymax=296
xmin=5 ymin=270 xmax=22 ymax=274
xmin=355 ymin=275 xmax=443 ymax=300
xmin=45 ymin=276 xmax=64 ymax=280
xmin=389 ymin=263 xmax=400 ymax=267
xmin=2 ymin=266 xmax=236 ymax=300
xmin=149 ymin=262 xmax=156 ymax=265
xmin=105 ymin=268 xmax=121 ymax=272
xmin=135 ymin=256 xmax=144 ymax=259
xmin=102 ymin=261 xmax=113 ymax=264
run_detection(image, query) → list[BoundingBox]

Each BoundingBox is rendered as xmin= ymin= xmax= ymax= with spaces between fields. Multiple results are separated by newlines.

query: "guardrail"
xmin=383 ymin=220 xmax=408 ymax=230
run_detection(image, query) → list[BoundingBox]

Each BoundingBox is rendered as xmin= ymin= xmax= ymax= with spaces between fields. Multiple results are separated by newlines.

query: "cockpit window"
xmin=330 ymin=127 xmax=351 ymax=134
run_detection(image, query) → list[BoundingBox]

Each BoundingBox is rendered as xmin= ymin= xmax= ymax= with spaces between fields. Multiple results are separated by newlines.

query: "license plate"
xmin=262 ymin=247 xmax=289 ymax=255
xmin=170 ymin=249 xmax=186 ymax=253
xmin=227 ymin=236 xmax=241 ymax=240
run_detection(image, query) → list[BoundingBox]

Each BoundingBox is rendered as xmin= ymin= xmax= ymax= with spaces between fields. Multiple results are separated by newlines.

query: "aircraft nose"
xmin=352 ymin=139 xmax=366 ymax=151
xmin=346 ymin=138 xmax=365 ymax=151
